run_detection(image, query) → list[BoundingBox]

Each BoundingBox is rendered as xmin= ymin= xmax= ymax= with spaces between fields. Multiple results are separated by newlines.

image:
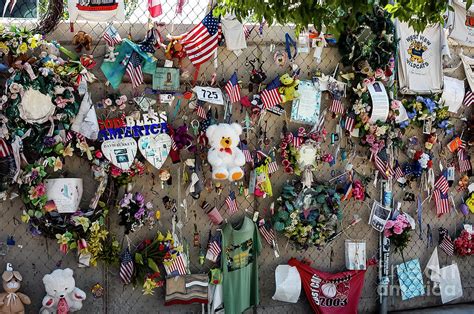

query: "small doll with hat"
xmin=0 ymin=263 xmax=31 ymax=314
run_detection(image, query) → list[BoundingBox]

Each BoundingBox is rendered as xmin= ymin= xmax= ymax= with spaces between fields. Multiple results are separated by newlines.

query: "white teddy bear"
xmin=40 ymin=268 xmax=86 ymax=314
xmin=104 ymin=45 xmax=119 ymax=63
xmin=206 ymin=123 xmax=245 ymax=181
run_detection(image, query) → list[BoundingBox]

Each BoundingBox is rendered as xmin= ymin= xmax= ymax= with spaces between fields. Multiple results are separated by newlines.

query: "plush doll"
xmin=40 ymin=268 xmax=86 ymax=314
xmin=278 ymin=73 xmax=300 ymax=103
xmin=206 ymin=123 xmax=245 ymax=181
xmin=104 ymin=46 xmax=119 ymax=63
xmin=0 ymin=264 xmax=31 ymax=314
xmin=164 ymin=39 xmax=186 ymax=66
xmin=72 ymin=31 xmax=93 ymax=53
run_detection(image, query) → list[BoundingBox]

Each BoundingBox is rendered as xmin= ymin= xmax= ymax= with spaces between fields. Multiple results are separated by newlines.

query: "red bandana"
xmin=220 ymin=148 xmax=232 ymax=154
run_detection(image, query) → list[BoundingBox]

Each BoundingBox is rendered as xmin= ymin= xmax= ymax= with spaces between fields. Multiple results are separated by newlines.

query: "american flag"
xmin=240 ymin=142 xmax=253 ymax=163
xmin=164 ymin=253 xmax=187 ymax=276
xmin=206 ymin=234 xmax=221 ymax=263
xmin=0 ymin=138 xmax=12 ymax=158
xmin=125 ymin=52 xmax=144 ymax=89
xmin=344 ymin=112 xmax=355 ymax=132
xmin=181 ymin=9 xmax=221 ymax=66
xmin=393 ymin=161 xmax=405 ymax=181
xmin=103 ymin=25 xmax=122 ymax=47
xmin=195 ymin=103 xmax=207 ymax=119
xmin=119 ymin=248 xmax=135 ymax=285
xmin=329 ymin=96 xmax=344 ymax=114
xmin=434 ymin=189 xmax=450 ymax=216
xmin=438 ymin=227 xmax=454 ymax=256
xmin=65 ymin=131 xmax=85 ymax=143
xmin=373 ymin=154 xmax=394 ymax=179
xmin=225 ymin=72 xmax=241 ymax=103
xmin=268 ymin=159 xmax=279 ymax=174
xmin=243 ymin=25 xmax=255 ymax=39
xmin=258 ymin=223 xmax=275 ymax=247
xmin=434 ymin=174 xmax=449 ymax=194
xmin=225 ymin=191 xmax=238 ymax=214
xmin=457 ymin=147 xmax=472 ymax=172
xmin=463 ymin=87 xmax=474 ymax=107
xmin=261 ymin=76 xmax=282 ymax=109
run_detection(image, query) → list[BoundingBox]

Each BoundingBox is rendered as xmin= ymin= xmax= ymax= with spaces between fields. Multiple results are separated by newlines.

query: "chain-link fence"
xmin=0 ymin=1 xmax=473 ymax=313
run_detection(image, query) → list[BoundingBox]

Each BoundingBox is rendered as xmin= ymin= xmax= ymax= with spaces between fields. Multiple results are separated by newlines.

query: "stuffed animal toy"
xmin=104 ymin=46 xmax=119 ymax=63
xmin=72 ymin=31 xmax=93 ymax=53
xmin=40 ymin=268 xmax=86 ymax=314
xmin=164 ymin=39 xmax=186 ymax=66
xmin=278 ymin=73 xmax=300 ymax=103
xmin=206 ymin=123 xmax=245 ymax=181
xmin=0 ymin=264 xmax=31 ymax=314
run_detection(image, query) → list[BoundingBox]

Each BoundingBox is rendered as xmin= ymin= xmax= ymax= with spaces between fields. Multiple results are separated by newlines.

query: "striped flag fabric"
xmin=373 ymin=153 xmax=394 ymax=179
xmin=181 ymin=9 xmax=222 ymax=66
xmin=258 ymin=223 xmax=275 ymax=247
xmin=438 ymin=227 xmax=454 ymax=256
xmin=329 ymin=96 xmax=344 ymax=114
xmin=224 ymin=72 xmax=241 ymax=103
xmin=434 ymin=189 xmax=450 ymax=216
xmin=225 ymin=191 xmax=238 ymax=214
xmin=103 ymin=25 xmax=122 ymax=46
xmin=393 ymin=161 xmax=405 ymax=181
xmin=268 ymin=159 xmax=279 ymax=174
xmin=148 ymin=0 xmax=162 ymax=18
xmin=125 ymin=52 xmax=144 ymax=89
xmin=457 ymin=147 xmax=472 ymax=172
xmin=463 ymin=87 xmax=474 ymax=107
xmin=434 ymin=174 xmax=449 ymax=194
xmin=243 ymin=25 xmax=255 ymax=39
xmin=261 ymin=76 xmax=282 ymax=109
xmin=240 ymin=142 xmax=253 ymax=163
xmin=344 ymin=112 xmax=355 ymax=132
xmin=206 ymin=234 xmax=222 ymax=263
xmin=0 ymin=138 xmax=12 ymax=158
xmin=119 ymin=248 xmax=135 ymax=285
xmin=164 ymin=253 xmax=188 ymax=276
xmin=195 ymin=103 xmax=207 ymax=119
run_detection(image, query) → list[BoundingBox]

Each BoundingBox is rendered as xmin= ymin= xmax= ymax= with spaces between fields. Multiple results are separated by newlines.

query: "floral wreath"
xmin=397 ymin=96 xmax=453 ymax=133
xmin=279 ymin=126 xmax=332 ymax=176
xmin=273 ymin=181 xmax=342 ymax=249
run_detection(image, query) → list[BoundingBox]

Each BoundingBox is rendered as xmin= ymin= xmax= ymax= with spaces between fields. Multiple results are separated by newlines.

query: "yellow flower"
xmin=53 ymin=157 xmax=63 ymax=172
xmin=61 ymin=144 xmax=74 ymax=157
xmin=56 ymin=233 xmax=70 ymax=245
xmin=73 ymin=216 xmax=90 ymax=233
xmin=0 ymin=42 xmax=9 ymax=54
xmin=20 ymin=211 xmax=30 ymax=223
xmin=142 ymin=278 xmax=156 ymax=295
xmin=44 ymin=61 xmax=56 ymax=69
xmin=90 ymin=221 xmax=101 ymax=233
xmin=18 ymin=42 xmax=28 ymax=54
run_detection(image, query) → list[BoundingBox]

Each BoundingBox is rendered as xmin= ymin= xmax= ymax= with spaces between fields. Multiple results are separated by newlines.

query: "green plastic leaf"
xmin=147 ymin=258 xmax=159 ymax=273
xmin=135 ymin=253 xmax=144 ymax=265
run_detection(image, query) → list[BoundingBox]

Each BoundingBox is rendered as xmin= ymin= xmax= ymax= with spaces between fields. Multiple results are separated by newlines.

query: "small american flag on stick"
xmin=344 ymin=112 xmax=355 ymax=132
xmin=258 ymin=223 xmax=275 ymax=247
xmin=463 ymin=87 xmax=474 ymax=107
xmin=103 ymin=25 xmax=122 ymax=46
xmin=225 ymin=72 xmax=241 ymax=103
xmin=225 ymin=191 xmax=238 ymax=214
xmin=119 ymin=248 xmax=135 ymax=285
xmin=164 ymin=253 xmax=187 ymax=276
xmin=125 ymin=52 xmax=144 ymax=89
xmin=329 ymin=96 xmax=344 ymax=114
xmin=261 ymin=76 xmax=282 ymax=109
xmin=243 ymin=25 xmax=255 ymax=39
xmin=438 ymin=227 xmax=454 ymax=256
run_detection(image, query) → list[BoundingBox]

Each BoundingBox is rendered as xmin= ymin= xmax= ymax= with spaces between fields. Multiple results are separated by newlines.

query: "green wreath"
xmin=273 ymin=181 xmax=342 ymax=250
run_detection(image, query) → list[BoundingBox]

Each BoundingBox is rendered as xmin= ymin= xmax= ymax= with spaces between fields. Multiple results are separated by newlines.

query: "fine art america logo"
xmin=310 ymin=274 xmax=349 ymax=307
xmin=406 ymin=34 xmax=431 ymax=69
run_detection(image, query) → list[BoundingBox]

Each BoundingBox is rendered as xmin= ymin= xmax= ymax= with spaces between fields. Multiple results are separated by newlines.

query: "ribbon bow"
xmin=220 ymin=148 xmax=232 ymax=154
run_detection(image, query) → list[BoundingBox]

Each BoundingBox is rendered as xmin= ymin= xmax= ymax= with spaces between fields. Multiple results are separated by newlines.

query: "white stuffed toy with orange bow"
xmin=206 ymin=123 xmax=245 ymax=181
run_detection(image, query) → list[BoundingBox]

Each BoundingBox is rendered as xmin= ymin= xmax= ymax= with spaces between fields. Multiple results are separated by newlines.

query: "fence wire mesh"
xmin=0 ymin=1 xmax=473 ymax=313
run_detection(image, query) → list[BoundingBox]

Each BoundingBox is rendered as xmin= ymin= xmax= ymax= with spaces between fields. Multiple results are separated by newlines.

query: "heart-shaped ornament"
xmin=138 ymin=133 xmax=172 ymax=170
xmin=101 ymin=137 xmax=137 ymax=170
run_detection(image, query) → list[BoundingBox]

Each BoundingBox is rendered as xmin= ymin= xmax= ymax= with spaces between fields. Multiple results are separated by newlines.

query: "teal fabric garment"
xmin=221 ymin=216 xmax=262 ymax=314
xmin=100 ymin=39 xmax=156 ymax=89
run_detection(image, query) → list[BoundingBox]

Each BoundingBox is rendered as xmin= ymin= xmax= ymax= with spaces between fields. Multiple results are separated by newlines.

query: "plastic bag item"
xmin=272 ymin=265 xmax=301 ymax=303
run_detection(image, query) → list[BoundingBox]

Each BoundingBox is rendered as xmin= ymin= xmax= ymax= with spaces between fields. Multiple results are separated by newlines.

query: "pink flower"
xmin=35 ymin=183 xmax=46 ymax=197
xmin=282 ymin=159 xmax=290 ymax=167
xmin=365 ymin=134 xmax=375 ymax=145
xmin=110 ymin=166 xmax=122 ymax=177
xmin=384 ymin=229 xmax=392 ymax=237
xmin=280 ymin=142 xmax=288 ymax=150
xmin=362 ymin=77 xmax=375 ymax=87
xmin=374 ymin=68 xmax=385 ymax=79
xmin=393 ymin=225 xmax=403 ymax=235
xmin=391 ymin=100 xmax=401 ymax=110
xmin=385 ymin=220 xmax=395 ymax=229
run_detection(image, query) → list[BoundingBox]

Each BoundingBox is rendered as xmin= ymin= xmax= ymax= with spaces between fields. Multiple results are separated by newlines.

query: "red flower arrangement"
xmin=454 ymin=229 xmax=474 ymax=256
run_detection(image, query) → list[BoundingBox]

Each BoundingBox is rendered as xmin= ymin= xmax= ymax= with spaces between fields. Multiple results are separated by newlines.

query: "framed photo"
xmin=153 ymin=67 xmax=180 ymax=91
xmin=422 ymin=119 xmax=432 ymax=134
xmin=0 ymin=0 xmax=37 ymax=19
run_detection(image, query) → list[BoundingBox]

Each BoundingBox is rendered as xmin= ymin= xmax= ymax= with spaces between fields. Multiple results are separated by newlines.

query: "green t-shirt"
xmin=221 ymin=216 xmax=262 ymax=314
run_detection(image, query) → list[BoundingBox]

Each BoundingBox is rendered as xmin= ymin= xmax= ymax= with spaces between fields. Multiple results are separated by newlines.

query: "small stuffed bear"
xmin=40 ymin=268 xmax=86 ymax=314
xmin=104 ymin=46 xmax=119 ymax=63
xmin=0 ymin=264 xmax=31 ymax=314
xmin=206 ymin=123 xmax=245 ymax=181
xmin=278 ymin=73 xmax=300 ymax=103
xmin=72 ymin=31 xmax=93 ymax=53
